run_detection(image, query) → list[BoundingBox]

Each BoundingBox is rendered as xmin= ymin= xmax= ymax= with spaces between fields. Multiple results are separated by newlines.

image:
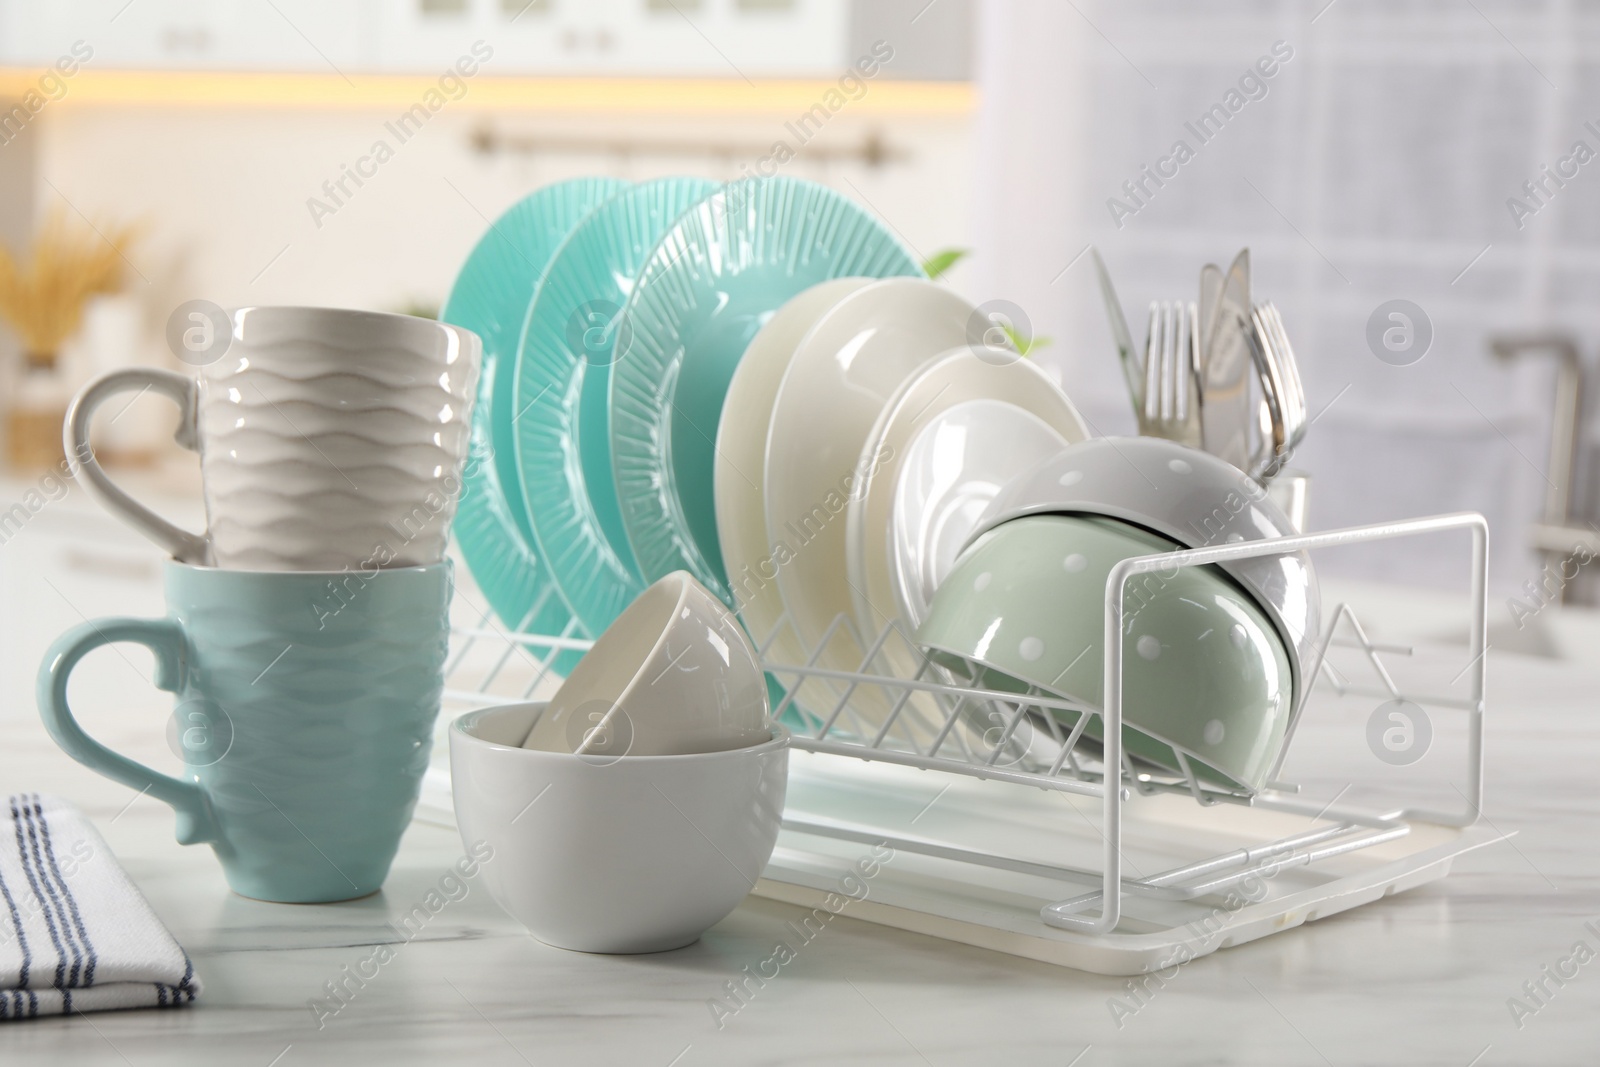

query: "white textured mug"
xmin=66 ymin=306 xmax=481 ymax=571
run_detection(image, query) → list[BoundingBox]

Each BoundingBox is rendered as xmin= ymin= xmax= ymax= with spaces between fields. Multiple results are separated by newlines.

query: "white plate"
xmin=847 ymin=352 xmax=1089 ymax=689
xmin=715 ymin=278 xmax=875 ymax=689
xmin=883 ymin=390 xmax=1089 ymax=636
xmin=763 ymin=278 xmax=980 ymax=739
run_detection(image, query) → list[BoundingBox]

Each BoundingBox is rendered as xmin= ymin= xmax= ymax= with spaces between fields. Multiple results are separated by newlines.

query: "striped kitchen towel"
xmin=0 ymin=793 xmax=199 ymax=1018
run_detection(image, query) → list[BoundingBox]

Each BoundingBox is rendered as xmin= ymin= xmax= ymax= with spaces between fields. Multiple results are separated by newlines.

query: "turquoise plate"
xmin=609 ymin=176 xmax=921 ymax=601
xmin=441 ymin=177 xmax=627 ymax=657
xmin=514 ymin=176 xmax=716 ymax=637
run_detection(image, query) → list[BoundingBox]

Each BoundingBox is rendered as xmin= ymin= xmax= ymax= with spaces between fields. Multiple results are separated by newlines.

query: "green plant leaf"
xmin=1003 ymin=324 xmax=1051 ymax=357
xmin=394 ymin=299 xmax=439 ymax=320
xmin=922 ymin=247 xmax=969 ymax=280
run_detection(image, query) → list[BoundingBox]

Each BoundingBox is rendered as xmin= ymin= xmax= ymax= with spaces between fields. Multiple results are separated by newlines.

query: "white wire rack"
xmin=436 ymin=511 xmax=1494 ymax=967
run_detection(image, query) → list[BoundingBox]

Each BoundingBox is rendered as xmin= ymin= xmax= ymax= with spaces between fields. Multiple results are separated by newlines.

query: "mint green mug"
xmin=38 ymin=560 xmax=452 ymax=903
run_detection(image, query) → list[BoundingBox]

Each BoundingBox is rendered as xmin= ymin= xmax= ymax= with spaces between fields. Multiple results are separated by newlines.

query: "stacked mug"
xmin=38 ymin=307 xmax=481 ymax=903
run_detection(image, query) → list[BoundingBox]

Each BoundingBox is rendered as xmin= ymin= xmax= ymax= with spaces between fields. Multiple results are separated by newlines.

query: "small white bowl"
xmin=521 ymin=570 xmax=770 ymax=757
xmin=450 ymin=702 xmax=788 ymax=954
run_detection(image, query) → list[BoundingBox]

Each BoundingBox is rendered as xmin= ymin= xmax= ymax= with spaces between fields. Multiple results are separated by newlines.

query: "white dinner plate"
xmin=876 ymin=372 xmax=1090 ymax=634
xmin=848 ymin=351 xmax=1089 ymax=695
xmin=763 ymin=278 xmax=982 ymax=741
xmin=715 ymin=278 xmax=875 ymax=700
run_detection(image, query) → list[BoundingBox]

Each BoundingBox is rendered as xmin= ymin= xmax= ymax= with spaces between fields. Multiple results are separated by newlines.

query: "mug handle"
xmin=37 ymin=617 xmax=219 ymax=846
xmin=65 ymin=368 xmax=209 ymax=564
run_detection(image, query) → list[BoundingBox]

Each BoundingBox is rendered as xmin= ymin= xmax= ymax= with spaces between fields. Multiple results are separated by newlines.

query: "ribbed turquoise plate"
xmin=514 ymin=176 xmax=716 ymax=638
xmin=609 ymin=177 xmax=920 ymax=602
xmin=441 ymin=177 xmax=627 ymax=657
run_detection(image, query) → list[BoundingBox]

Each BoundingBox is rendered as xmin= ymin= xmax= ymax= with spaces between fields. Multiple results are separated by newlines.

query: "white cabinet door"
xmin=368 ymin=0 xmax=586 ymax=73
xmin=0 ymin=0 xmax=850 ymax=75
xmin=0 ymin=0 xmax=366 ymax=72
xmin=375 ymin=0 xmax=850 ymax=77
xmin=611 ymin=0 xmax=849 ymax=76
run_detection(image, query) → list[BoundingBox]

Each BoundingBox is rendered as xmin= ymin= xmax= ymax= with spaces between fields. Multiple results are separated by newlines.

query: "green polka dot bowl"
xmin=915 ymin=514 xmax=1293 ymax=793
xmin=966 ymin=436 xmax=1318 ymax=717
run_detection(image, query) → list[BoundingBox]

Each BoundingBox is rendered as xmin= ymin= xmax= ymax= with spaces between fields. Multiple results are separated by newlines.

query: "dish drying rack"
xmin=432 ymin=512 xmax=1505 ymax=974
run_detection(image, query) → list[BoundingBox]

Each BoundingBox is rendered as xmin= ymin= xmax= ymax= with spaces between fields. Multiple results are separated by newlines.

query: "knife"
xmin=1195 ymin=262 xmax=1221 ymax=428
xmin=1092 ymin=247 xmax=1143 ymax=415
xmin=1198 ymin=262 xmax=1222 ymax=370
xmin=1201 ymin=249 xmax=1252 ymax=471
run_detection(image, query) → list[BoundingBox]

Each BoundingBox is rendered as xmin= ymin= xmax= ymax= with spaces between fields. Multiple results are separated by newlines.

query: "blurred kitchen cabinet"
xmin=0 ymin=0 xmax=851 ymax=76
xmin=370 ymin=0 xmax=637 ymax=74
xmin=0 ymin=0 xmax=366 ymax=71
xmin=369 ymin=0 xmax=848 ymax=76
xmin=621 ymin=0 xmax=848 ymax=75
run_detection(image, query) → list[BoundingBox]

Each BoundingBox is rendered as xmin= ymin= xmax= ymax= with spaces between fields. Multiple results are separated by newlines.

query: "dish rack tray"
xmin=431 ymin=512 xmax=1504 ymax=974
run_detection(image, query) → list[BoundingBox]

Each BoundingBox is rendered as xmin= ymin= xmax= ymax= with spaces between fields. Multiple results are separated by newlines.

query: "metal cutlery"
xmin=1247 ymin=302 xmax=1306 ymax=482
xmin=1247 ymin=305 xmax=1289 ymax=480
xmin=1196 ymin=262 xmax=1222 ymax=445
xmin=1139 ymin=301 xmax=1201 ymax=447
xmin=1092 ymin=247 xmax=1143 ymax=413
xmin=1097 ymin=249 xmax=1310 ymax=486
xmin=1142 ymin=302 xmax=1161 ymax=434
xmin=1200 ymin=249 xmax=1253 ymax=470
xmin=1258 ymin=302 xmax=1306 ymax=452
xmin=1198 ymin=262 xmax=1222 ymax=366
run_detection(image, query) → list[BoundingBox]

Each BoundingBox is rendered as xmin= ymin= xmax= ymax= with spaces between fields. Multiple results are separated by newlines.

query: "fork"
xmin=1247 ymin=302 xmax=1305 ymax=480
xmin=1257 ymin=302 xmax=1306 ymax=452
xmin=1140 ymin=301 xmax=1201 ymax=447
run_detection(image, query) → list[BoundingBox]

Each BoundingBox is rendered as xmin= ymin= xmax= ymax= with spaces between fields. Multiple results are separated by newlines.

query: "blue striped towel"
xmin=0 ymin=794 xmax=199 ymax=1018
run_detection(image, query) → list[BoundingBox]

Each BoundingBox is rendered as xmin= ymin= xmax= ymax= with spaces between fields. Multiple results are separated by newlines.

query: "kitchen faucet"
xmin=1489 ymin=333 xmax=1590 ymax=605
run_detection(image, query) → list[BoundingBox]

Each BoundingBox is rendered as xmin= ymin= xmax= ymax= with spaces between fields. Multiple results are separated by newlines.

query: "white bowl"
xmin=521 ymin=571 xmax=769 ymax=756
xmin=451 ymin=703 xmax=788 ymax=953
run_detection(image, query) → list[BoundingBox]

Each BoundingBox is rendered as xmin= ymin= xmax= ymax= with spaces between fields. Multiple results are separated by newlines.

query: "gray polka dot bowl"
xmin=965 ymin=436 xmax=1318 ymax=716
xmin=917 ymin=514 xmax=1293 ymax=793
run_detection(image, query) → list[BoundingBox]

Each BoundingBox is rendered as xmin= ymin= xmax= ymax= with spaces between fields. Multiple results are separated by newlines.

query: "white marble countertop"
xmin=1 ymin=476 xmax=1597 ymax=1065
